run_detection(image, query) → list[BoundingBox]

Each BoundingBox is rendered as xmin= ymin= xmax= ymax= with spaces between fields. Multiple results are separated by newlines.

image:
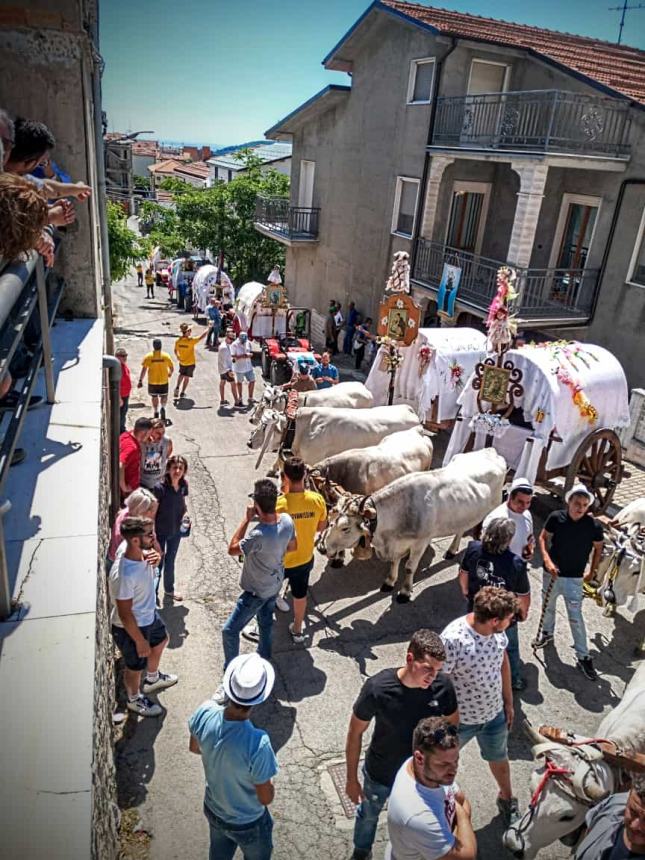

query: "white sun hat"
xmin=222 ymin=653 xmax=275 ymax=707
xmin=564 ymin=483 xmax=594 ymax=504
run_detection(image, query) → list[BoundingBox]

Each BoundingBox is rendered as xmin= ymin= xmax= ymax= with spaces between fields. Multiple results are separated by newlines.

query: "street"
xmin=112 ymin=272 xmax=644 ymax=860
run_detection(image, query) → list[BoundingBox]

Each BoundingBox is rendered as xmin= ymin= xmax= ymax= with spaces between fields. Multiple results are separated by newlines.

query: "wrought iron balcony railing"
xmin=432 ymin=90 xmax=632 ymax=158
xmin=254 ymin=196 xmax=320 ymax=242
xmin=412 ymin=239 xmax=600 ymax=325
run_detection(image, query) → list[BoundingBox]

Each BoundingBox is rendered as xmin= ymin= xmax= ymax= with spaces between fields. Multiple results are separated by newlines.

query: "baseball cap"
xmin=298 ymin=359 xmax=310 ymax=374
xmin=222 ymin=653 xmax=275 ymax=707
xmin=152 ymin=338 xmax=162 ymax=350
xmin=510 ymin=477 xmax=533 ymax=494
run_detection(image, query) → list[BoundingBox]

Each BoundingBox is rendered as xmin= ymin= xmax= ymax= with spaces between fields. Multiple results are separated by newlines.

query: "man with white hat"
xmin=535 ymin=484 xmax=604 ymax=680
xmin=483 ymin=477 xmax=535 ymax=561
xmin=189 ymin=653 xmax=278 ymax=859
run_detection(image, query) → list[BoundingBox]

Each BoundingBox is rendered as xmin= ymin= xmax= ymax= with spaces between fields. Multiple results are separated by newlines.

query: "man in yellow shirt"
xmin=135 ymin=262 xmax=143 ymax=287
xmin=276 ymin=457 xmax=327 ymax=643
xmin=144 ymin=268 xmax=155 ymax=299
xmin=138 ymin=338 xmax=174 ymax=423
xmin=173 ymin=322 xmax=207 ymax=400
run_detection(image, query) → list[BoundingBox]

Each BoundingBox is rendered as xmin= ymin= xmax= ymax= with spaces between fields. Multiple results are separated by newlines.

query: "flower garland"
xmin=532 ymin=340 xmax=599 ymax=373
xmin=485 ymin=266 xmax=518 ymax=354
xmin=449 ymin=360 xmax=464 ymax=391
xmin=469 ymin=412 xmax=510 ymax=438
xmin=377 ymin=336 xmax=403 ymax=372
xmin=418 ymin=345 xmax=433 ymax=377
xmin=556 ymin=367 xmax=598 ymax=425
xmin=530 ymin=340 xmax=599 ymax=425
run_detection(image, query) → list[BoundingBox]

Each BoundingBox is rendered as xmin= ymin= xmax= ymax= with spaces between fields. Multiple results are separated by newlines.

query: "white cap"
xmin=510 ymin=477 xmax=533 ymax=494
xmin=565 ymin=483 xmax=594 ymax=504
xmin=222 ymin=653 xmax=275 ymax=707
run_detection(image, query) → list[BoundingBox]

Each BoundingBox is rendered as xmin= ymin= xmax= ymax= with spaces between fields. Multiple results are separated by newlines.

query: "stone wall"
xmin=91 ymin=386 xmax=119 ymax=860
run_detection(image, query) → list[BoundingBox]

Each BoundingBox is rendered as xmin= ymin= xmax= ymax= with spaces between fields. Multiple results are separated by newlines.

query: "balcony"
xmin=432 ymin=90 xmax=632 ymax=158
xmin=254 ymin=196 xmax=320 ymax=245
xmin=412 ymin=239 xmax=600 ymax=326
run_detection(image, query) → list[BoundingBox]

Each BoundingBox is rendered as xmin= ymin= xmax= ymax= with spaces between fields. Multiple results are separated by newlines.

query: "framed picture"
xmin=262 ymin=284 xmax=287 ymax=308
xmin=437 ymin=263 xmax=462 ymax=317
xmin=387 ymin=308 xmax=409 ymax=340
xmin=480 ymin=365 xmax=511 ymax=407
xmin=377 ymin=293 xmax=421 ymax=346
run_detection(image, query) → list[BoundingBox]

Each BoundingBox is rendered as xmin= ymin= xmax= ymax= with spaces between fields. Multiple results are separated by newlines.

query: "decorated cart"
xmin=365 ymin=326 xmax=487 ymax=426
xmin=443 ymin=339 xmax=631 ymax=512
xmin=191 ymin=264 xmax=235 ymax=315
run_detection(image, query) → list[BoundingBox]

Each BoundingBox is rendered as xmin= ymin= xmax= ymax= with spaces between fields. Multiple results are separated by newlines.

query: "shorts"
xmin=179 ymin=364 xmax=195 ymax=378
xmin=235 ymin=369 xmax=255 ymax=384
xmin=284 ymin=558 xmax=314 ymax=599
xmin=148 ymin=383 xmax=169 ymax=396
xmin=220 ymin=370 xmax=235 ymax=382
xmin=111 ymin=614 xmax=167 ymax=671
xmin=458 ymin=708 xmax=508 ymax=762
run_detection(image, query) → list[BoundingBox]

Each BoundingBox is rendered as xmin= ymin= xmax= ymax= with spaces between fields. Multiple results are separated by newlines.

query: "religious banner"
xmin=377 ymin=293 xmax=421 ymax=347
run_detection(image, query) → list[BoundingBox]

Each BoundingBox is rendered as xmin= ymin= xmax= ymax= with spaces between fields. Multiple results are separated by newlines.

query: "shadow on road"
xmin=114 ymin=705 xmax=166 ymax=808
xmin=159 ymin=602 xmax=189 ymax=650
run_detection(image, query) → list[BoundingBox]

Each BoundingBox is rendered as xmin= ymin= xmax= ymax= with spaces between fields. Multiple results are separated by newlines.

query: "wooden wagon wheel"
xmin=564 ymin=429 xmax=623 ymax=514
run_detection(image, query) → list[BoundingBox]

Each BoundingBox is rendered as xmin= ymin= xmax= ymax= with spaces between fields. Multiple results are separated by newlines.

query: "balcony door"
xmin=467 ymin=60 xmax=510 ymax=96
xmin=461 ymin=60 xmax=511 ymax=146
xmin=298 ymin=160 xmax=315 ymax=209
xmin=445 ymin=181 xmax=491 ymax=255
xmin=548 ymin=193 xmax=601 ymax=305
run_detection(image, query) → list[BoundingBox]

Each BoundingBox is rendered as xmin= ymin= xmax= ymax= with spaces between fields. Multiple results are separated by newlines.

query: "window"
xmin=627 ymin=207 xmax=645 ymax=287
xmin=392 ymin=177 xmax=420 ymax=237
xmin=407 ymin=58 xmax=435 ymax=104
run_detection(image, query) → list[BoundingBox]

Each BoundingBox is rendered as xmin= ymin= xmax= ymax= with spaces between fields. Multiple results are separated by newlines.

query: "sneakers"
xmin=497 ymin=795 xmax=521 ymax=827
xmin=351 ymin=851 xmax=372 ymax=860
xmin=275 ymin=596 xmax=290 ymax=613
xmin=577 ymin=657 xmax=598 ymax=680
xmin=173 ymin=388 xmax=180 ymax=399
xmin=289 ymin=622 xmax=308 ymax=644
xmin=212 ymin=684 xmax=228 ymax=706
xmin=127 ymin=695 xmax=163 ymax=717
xmin=142 ymin=671 xmax=178 ymax=694
xmin=242 ymin=621 xmax=260 ymax=642
xmin=532 ymin=632 xmax=554 ymax=649
xmin=164 ymin=591 xmax=183 ymax=602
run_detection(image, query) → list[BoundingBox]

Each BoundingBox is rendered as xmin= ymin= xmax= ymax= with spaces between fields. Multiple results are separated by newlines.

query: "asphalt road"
xmin=111 ymin=272 xmax=644 ymax=860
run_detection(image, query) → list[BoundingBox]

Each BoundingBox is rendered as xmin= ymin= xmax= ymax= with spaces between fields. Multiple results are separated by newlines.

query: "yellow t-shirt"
xmin=276 ymin=490 xmax=327 ymax=568
xmin=135 ymin=264 xmax=143 ymax=273
xmin=145 ymin=272 xmax=154 ymax=285
xmin=142 ymin=351 xmax=174 ymax=385
xmin=175 ymin=336 xmax=202 ymax=367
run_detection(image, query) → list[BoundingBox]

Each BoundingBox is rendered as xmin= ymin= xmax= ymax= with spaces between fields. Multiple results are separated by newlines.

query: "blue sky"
xmin=101 ymin=0 xmax=645 ymax=146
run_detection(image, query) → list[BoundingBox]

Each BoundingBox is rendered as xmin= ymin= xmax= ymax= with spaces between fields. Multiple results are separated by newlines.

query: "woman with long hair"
xmin=152 ymin=455 xmax=189 ymax=601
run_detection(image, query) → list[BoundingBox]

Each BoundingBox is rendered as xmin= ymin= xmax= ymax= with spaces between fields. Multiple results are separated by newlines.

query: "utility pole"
xmin=608 ymin=0 xmax=645 ymax=44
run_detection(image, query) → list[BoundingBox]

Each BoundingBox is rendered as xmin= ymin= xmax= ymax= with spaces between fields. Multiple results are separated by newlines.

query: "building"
xmin=256 ymin=0 xmax=645 ymax=387
xmin=207 ymin=140 xmax=292 ymax=184
xmin=0 ymin=1 xmax=117 ymax=858
xmin=148 ymin=157 xmax=210 ymax=191
xmin=131 ymin=139 xmax=158 ymax=178
xmin=104 ymin=137 xmax=134 ymax=211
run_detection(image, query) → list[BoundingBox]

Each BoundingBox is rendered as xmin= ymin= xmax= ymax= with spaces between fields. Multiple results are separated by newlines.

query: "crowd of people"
xmin=325 ymin=299 xmax=377 ymax=371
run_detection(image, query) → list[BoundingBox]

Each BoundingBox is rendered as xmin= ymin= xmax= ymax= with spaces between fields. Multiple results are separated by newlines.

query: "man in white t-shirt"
xmin=440 ymin=587 xmax=521 ymax=828
xmin=482 ymin=477 xmax=535 ymax=560
xmin=110 ymin=516 xmax=178 ymax=717
xmin=217 ymin=328 xmax=236 ymax=406
xmin=231 ymin=331 xmax=255 ymax=407
xmin=386 ymin=716 xmax=476 ymax=860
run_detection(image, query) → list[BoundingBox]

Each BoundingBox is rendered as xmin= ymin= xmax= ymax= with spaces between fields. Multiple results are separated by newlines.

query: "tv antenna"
xmin=608 ymin=0 xmax=645 ymax=44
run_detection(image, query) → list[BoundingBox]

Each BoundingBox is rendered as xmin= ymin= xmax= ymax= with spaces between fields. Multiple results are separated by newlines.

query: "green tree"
xmin=133 ymin=175 xmax=151 ymax=191
xmin=138 ymin=200 xmax=185 ymax=257
xmin=106 ymin=200 xmax=148 ymax=281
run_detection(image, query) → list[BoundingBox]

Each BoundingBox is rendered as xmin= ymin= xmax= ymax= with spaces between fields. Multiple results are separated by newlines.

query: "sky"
xmin=100 ymin=0 xmax=645 ymax=147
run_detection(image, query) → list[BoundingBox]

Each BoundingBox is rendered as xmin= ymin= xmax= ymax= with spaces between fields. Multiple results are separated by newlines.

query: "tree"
xmin=106 ymin=200 xmax=148 ymax=281
xmin=137 ymin=200 xmax=185 ymax=257
xmin=133 ymin=175 xmax=151 ymax=191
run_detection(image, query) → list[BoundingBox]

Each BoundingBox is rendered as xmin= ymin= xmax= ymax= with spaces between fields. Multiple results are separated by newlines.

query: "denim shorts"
xmin=458 ymin=708 xmax=508 ymax=762
xmin=285 ymin=558 xmax=314 ymax=599
xmin=235 ymin=369 xmax=255 ymax=383
xmin=112 ymin=614 xmax=167 ymax=671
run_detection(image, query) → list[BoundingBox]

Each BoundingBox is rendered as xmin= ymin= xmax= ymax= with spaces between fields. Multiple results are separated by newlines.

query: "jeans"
xmin=204 ymin=803 xmax=273 ymax=860
xmin=458 ymin=708 xmax=509 ymax=762
xmin=119 ymin=396 xmax=129 ymax=434
xmin=353 ymin=766 xmax=391 ymax=854
xmin=222 ymin=591 xmax=277 ymax=667
xmin=157 ymin=533 xmax=181 ymax=594
xmin=206 ymin=326 xmax=219 ymax=348
xmin=506 ymin=623 xmax=521 ymax=684
xmin=542 ymin=572 xmax=589 ymax=659
xmin=343 ymin=328 xmax=355 ymax=355
xmin=355 ymin=345 xmax=365 ymax=370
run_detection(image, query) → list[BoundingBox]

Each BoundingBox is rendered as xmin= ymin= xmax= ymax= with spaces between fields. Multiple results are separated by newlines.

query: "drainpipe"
xmin=410 ymin=37 xmax=458 ymax=277
xmin=590 ymin=178 xmax=645 ymax=323
xmin=103 ymin=356 xmax=122 ymax=525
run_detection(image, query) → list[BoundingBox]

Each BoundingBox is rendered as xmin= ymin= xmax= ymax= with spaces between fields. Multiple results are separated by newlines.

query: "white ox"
xmin=611 ymin=497 xmax=645 ymax=534
xmin=311 ymin=427 xmax=434 ymax=496
xmin=317 ymin=448 xmax=507 ymax=601
xmin=249 ymin=381 xmax=373 ymax=425
xmin=247 ymin=404 xmax=419 ymax=469
xmin=594 ymin=529 xmax=645 ymax=616
xmin=503 ymin=661 xmax=645 ymax=858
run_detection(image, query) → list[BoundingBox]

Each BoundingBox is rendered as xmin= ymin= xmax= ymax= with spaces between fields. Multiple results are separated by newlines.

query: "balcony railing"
xmin=412 ymin=239 xmax=599 ymax=325
xmin=254 ymin=196 xmax=320 ymax=242
xmin=432 ymin=90 xmax=632 ymax=158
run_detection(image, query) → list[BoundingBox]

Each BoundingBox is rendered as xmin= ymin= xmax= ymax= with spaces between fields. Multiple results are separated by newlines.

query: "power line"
xmin=608 ymin=0 xmax=645 ymax=44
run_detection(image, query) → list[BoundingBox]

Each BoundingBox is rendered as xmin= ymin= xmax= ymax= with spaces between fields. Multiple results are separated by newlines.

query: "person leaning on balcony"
xmin=119 ymin=417 xmax=153 ymax=498
xmin=109 ymin=515 xmax=178 ymax=718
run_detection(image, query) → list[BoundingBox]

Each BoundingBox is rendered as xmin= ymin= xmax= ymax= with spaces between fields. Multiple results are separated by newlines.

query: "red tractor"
xmin=260 ymin=308 xmax=320 ymax=385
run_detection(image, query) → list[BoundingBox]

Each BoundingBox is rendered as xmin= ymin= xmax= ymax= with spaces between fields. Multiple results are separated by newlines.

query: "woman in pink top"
xmin=107 ymin=487 xmax=160 ymax=563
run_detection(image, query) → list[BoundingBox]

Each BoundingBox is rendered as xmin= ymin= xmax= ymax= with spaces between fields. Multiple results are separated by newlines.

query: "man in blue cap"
xmin=284 ymin=358 xmax=317 ymax=393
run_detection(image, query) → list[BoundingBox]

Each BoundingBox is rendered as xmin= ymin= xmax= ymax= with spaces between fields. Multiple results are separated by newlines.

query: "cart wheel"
xmin=564 ymin=429 xmax=622 ymax=514
xmin=261 ymin=348 xmax=270 ymax=379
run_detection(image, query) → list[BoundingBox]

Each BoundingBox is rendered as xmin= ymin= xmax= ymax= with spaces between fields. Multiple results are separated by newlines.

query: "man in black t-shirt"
xmin=536 ymin=484 xmax=604 ymax=680
xmin=345 ymin=629 xmax=459 ymax=860
xmin=459 ymin=518 xmax=531 ymax=690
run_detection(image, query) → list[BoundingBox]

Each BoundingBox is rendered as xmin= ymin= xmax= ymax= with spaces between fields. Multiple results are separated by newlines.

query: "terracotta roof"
xmin=132 ymin=141 xmax=157 ymax=157
xmin=175 ymin=161 xmax=210 ymax=178
xmin=360 ymin=1 xmax=645 ymax=104
xmin=148 ymin=159 xmax=186 ymax=175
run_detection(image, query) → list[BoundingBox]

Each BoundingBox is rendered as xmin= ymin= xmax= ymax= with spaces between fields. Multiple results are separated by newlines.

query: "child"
xmin=145 ymin=267 xmax=155 ymax=299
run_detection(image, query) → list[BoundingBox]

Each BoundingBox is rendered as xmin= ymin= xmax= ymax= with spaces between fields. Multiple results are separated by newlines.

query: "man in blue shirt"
xmin=312 ymin=351 xmax=339 ymax=390
xmin=189 ymin=653 xmax=278 ymax=860
xmin=206 ymin=297 xmax=222 ymax=350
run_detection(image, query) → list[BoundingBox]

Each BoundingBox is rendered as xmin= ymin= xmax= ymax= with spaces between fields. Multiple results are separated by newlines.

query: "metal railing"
xmin=412 ymin=238 xmax=599 ymax=322
xmin=432 ymin=90 xmax=632 ymax=158
xmin=254 ymin=196 xmax=320 ymax=240
xmin=0 ymin=249 xmax=65 ymax=620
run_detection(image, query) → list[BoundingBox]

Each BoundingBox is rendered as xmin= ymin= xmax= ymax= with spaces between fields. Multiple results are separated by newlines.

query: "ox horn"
xmin=584 ymin=775 xmax=609 ymax=802
xmin=522 ymin=720 xmax=545 ymax=747
xmin=358 ymin=495 xmax=377 ymax=519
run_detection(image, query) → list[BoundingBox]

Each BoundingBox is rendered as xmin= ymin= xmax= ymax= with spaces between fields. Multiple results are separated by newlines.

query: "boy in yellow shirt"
xmin=174 ymin=322 xmax=207 ymax=400
xmin=276 ymin=457 xmax=327 ymax=643
xmin=138 ymin=338 xmax=174 ymax=422
xmin=135 ymin=262 xmax=143 ymax=287
xmin=144 ymin=267 xmax=155 ymax=298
